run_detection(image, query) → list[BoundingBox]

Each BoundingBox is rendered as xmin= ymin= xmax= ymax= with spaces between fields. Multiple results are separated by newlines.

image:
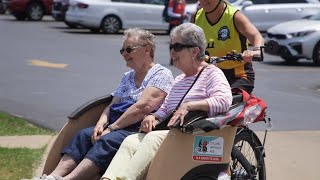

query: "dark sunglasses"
xmin=169 ymin=43 xmax=196 ymax=52
xmin=120 ymin=45 xmax=146 ymax=54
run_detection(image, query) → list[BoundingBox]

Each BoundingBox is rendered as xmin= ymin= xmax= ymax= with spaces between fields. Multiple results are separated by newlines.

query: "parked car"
xmin=51 ymin=0 xmax=77 ymax=27
xmin=66 ymin=0 xmax=167 ymax=33
xmin=0 ymin=0 xmax=7 ymax=14
xmin=51 ymin=0 xmax=68 ymax=21
xmin=65 ymin=0 xmax=199 ymax=33
xmin=265 ymin=12 xmax=320 ymax=65
xmin=4 ymin=0 xmax=53 ymax=21
xmin=235 ymin=0 xmax=320 ymax=32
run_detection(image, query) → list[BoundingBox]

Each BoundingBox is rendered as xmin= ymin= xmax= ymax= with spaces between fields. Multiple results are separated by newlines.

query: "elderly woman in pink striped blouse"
xmin=101 ymin=23 xmax=232 ymax=180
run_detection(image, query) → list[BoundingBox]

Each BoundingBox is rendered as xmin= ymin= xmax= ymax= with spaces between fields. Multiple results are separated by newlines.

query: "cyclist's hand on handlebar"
xmin=241 ymin=49 xmax=261 ymax=63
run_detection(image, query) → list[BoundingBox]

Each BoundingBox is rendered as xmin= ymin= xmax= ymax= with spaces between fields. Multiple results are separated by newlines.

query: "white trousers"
xmin=101 ymin=130 xmax=169 ymax=180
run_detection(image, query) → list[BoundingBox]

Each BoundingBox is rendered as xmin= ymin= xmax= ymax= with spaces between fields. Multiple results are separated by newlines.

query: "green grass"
xmin=0 ymin=147 xmax=46 ymax=180
xmin=0 ymin=112 xmax=55 ymax=136
xmin=0 ymin=112 xmax=56 ymax=179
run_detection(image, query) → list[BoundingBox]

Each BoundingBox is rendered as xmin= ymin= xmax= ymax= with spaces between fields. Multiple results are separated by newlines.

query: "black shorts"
xmin=229 ymin=78 xmax=254 ymax=94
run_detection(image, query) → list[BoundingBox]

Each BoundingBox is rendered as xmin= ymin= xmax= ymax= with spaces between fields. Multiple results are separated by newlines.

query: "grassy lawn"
xmin=0 ymin=147 xmax=46 ymax=180
xmin=0 ymin=112 xmax=54 ymax=136
xmin=0 ymin=112 xmax=56 ymax=179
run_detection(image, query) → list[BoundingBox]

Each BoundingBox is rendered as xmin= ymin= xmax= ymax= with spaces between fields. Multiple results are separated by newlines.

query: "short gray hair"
xmin=170 ymin=23 xmax=206 ymax=61
xmin=123 ymin=28 xmax=156 ymax=59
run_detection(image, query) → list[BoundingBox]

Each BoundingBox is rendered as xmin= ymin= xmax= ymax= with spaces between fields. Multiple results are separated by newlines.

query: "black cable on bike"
xmin=231 ymin=146 xmax=255 ymax=178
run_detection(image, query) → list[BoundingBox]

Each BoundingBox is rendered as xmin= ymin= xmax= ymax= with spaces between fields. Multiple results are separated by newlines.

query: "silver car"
xmin=265 ymin=12 xmax=320 ymax=65
xmin=235 ymin=0 xmax=320 ymax=32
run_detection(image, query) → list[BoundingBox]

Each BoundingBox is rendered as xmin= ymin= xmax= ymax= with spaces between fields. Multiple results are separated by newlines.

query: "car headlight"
xmin=287 ymin=30 xmax=317 ymax=38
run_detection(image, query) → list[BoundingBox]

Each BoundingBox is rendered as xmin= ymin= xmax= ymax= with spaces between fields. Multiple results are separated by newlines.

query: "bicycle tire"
xmin=231 ymin=128 xmax=266 ymax=180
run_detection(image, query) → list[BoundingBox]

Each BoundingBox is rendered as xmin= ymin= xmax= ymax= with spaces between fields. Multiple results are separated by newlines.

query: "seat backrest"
xmin=42 ymin=95 xmax=113 ymax=175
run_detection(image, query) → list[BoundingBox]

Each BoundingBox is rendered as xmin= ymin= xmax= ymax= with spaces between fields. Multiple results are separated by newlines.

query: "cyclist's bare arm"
xmin=234 ymin=11 xmax=264 ymax=49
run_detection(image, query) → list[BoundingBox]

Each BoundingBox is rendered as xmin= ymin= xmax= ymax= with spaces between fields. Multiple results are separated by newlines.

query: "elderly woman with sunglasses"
xmin=101 ymin=23 xmax=232 ymax=180
xmin=37 ymin=28 xmax=174 ymax=180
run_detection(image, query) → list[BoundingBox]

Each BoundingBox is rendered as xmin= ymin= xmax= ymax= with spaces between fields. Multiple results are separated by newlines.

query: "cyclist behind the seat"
xmin=191 ymin=0 xmax=264 ymax=94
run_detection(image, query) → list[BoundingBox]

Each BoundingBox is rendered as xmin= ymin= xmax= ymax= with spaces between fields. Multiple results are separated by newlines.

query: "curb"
xmin=34 ymin=135 xmax=57 ymax=177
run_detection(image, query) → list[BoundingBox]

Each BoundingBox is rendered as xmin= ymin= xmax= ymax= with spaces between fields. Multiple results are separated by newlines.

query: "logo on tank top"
xmin=218 ymin=26 xmax=230 ymax=41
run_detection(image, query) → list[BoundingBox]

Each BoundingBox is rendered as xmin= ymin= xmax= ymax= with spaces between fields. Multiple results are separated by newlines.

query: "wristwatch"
xmin=107 ymin=124 xmax=116 ymax=131
xmin=252 ymin=46 xmax=261 ymax=51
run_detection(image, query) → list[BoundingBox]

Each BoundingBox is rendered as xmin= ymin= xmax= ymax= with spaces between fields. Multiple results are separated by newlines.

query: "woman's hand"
xmin=168 ymin=103 xmax=190 ymax=127
xmin=100 ymin=128 xmax=111 ymax=137
xmin=242 ymin=49 xmax=260 ymax=62
xmin=140 ymin=115 xmax=158 ymax=133
xmin=91 ymin=123 xmax=105 ymax=144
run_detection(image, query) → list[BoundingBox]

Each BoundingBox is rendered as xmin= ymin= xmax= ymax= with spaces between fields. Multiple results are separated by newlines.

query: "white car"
xmin=66 ymin=0 xmax=195 ymax=33
xmin=265 ymin=12 xmax=320 ymax=65
xmin=233 ymin=0 xmax=320 ymax=32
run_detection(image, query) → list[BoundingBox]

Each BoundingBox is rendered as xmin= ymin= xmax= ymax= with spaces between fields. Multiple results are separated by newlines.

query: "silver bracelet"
xmin=107 ymin=124 xmax=116 ymax=131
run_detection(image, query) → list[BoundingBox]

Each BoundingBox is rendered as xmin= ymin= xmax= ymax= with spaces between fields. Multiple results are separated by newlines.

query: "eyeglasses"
xmin=120 ymin=45 xmax=146 ymax=54
xmin=169 ymin=43 xmax=197 ymax=52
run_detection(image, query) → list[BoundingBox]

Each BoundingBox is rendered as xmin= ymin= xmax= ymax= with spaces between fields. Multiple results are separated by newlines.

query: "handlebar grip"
xmin=252 ymin=56 xmax=262 ymax=62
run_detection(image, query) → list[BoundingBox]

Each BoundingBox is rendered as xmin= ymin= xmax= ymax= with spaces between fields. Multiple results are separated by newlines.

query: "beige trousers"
xmin=101 ymin=130 xmax=169 ymax=180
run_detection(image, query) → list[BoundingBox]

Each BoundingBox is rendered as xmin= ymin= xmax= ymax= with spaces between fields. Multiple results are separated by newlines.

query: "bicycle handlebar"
xmin=206 ymin=51 xmax=263 ymax=65
xmin=205 ymin=40 xmax=279 ymax=64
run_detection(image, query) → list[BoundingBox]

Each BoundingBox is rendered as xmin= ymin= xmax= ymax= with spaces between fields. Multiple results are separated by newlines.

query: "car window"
xmin=228 ymin=0 xmax=240 ymax=3
xmin=269 ymin=0 xmax=307 ymax=3
xmin=250 ymin=0 xmax=271 ymax=4
xmin=310 ymin=12 xmax=320 ymax=20
xmin=143 ymin=0 xmax=164 ymax=5
xmin=249 ymin=0 xmax=308 ymax=4
xmin=112 ymin=0 xmax=142 ymax=3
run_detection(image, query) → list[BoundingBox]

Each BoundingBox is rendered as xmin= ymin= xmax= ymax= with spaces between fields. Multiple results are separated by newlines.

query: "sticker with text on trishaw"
xmin=192 ymin=135 xmax=224 ymax=162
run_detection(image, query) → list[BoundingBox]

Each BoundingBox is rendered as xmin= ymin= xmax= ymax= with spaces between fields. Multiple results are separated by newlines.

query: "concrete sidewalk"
xmin=0 ymin=135 xmax=57 ymax=178
xmin=0 ymin=131 xmax=319 ymax=180
xmin=255 ymin=131 xmax=320 ymax=180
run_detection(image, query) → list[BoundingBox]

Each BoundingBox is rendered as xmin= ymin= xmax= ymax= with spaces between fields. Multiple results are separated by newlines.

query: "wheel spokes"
xmin=103 ymin=17 xmax=120 ymax=33
xmin=232 ymin=140 xmax=259 ymax=180
xmin=30 ymin=5 xmax=42 ymax=20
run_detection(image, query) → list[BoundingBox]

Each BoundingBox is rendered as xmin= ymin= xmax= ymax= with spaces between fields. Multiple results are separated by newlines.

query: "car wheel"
xmin=13 ymin=13 xmax=27 ymax=20
xmin=101 ymin=16 xmax=121 ymax=34
xmin=312 ymin=42 xmax=320 ymax=66
xmin=281 ymin=56 xmax=299 ymax=64
xmin=27 ymin=2 xmax=44 ymax=21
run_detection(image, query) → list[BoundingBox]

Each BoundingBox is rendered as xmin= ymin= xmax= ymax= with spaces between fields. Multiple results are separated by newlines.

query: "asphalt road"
xmin=0 ymin=15 xmax=319 ymax=132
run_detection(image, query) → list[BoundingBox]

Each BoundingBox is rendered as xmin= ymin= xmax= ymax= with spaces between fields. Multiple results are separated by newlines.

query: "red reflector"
xmin=77 ymin=3 xmax=88 ymax=8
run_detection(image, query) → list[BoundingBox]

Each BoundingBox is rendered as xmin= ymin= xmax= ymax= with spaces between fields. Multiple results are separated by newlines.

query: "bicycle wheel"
xmin=231 ymin=128 xmax=266 ymax=180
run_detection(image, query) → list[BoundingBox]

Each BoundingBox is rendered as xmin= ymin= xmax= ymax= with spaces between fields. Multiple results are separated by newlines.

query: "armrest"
xmin=155 ymin=94 xmax=243 ymax=133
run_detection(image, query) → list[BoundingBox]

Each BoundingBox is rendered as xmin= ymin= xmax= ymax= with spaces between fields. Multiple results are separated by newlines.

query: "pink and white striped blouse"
xmin=154 ymin=64 xmax=232 ymax=119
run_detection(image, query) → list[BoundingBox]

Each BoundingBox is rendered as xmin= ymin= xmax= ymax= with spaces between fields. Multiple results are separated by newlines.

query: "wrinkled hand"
xmin=91 ymin=123 xmax=108 ymax=144
xmin=140 ymin=115 xmax=158 ymax=133
xmin=241 ymin=49 xmax=260 ymax=62
xmin=167 ymin=103 xmax=189 ymax=127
